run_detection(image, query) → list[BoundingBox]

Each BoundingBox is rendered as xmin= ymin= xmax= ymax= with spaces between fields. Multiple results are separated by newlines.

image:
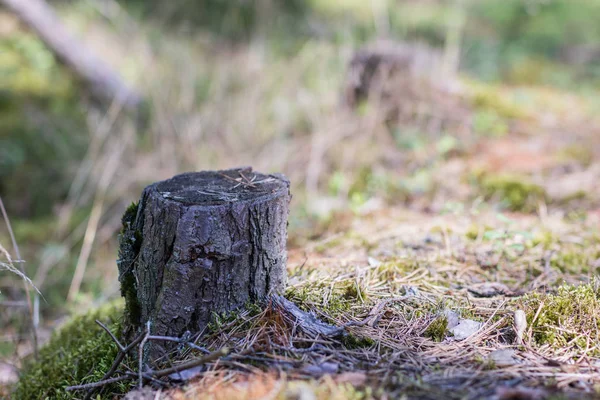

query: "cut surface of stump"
xmin=118 ymin=168 xmax=290 ymax=357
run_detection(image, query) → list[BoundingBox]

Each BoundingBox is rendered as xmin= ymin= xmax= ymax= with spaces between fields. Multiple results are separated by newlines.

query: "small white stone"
xmin=450 ymin=319 xmax=482 ymax=340
xmin=489 ymin=348 xmax=519 ymax=367
xmin=444 ymin=310 xmax=460 ymax=329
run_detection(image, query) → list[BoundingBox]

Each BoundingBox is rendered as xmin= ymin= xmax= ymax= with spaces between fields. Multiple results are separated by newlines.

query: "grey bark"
xmin=1 ymin=0 xmax=142 ymax=109
xmin=118 ymin=168 xmax=290 ymax=358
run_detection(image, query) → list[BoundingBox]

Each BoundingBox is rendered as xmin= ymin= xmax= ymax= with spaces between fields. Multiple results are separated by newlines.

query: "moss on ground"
xmin=474 ymin=173 xmax=547 ymax=212
xmin=424 ymin=316 xmax=448 ymax=342
xmin=285 ymin=279 xmax=359 ymax=317
xmin=551 ymin=251 xmax=590 ymax=274
xmin=206 ymin=302 xmax=263 ymax=333
xmin=13 ymin=300 xmax=126 ymax=400
xmin=468 ymin=83 xmax=529 ymax=120
xmin=520 ymin=281 xmax=600 ymax=356
xmin=340 ymin=333 xmax=376 ymax=349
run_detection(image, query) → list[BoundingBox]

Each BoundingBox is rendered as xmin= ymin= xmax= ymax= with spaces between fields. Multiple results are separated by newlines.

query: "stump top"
xmin=155 ymin=168 xmax=289 ymax=206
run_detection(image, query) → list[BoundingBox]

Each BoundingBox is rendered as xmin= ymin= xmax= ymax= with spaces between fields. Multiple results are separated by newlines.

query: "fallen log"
xmin=2 ymin=0 xmax=142 ymax=109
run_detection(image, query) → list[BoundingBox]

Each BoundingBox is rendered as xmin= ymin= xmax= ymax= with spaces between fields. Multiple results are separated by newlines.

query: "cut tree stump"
xmin=117 ymin=168 xmax=290 ymax=358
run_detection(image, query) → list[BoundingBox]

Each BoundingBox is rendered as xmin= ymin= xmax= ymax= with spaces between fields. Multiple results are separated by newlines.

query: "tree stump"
xmin=117 ymin=168 xmax=290 ymax=357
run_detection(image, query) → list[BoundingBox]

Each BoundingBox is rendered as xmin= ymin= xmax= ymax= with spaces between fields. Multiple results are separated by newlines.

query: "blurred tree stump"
xmin=118 ymin=168 xmax=290 ymax=357
xmin=344 ymin=40 xmax=443 ymax=107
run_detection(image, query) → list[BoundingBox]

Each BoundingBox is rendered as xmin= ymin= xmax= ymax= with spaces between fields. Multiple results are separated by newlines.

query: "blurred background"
xmin=1 ymin=0 xmax=600 ymax=371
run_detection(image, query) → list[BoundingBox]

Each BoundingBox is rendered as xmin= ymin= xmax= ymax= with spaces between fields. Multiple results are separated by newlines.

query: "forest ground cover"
xmin=2 ymin=1 xmax=600 ymax=398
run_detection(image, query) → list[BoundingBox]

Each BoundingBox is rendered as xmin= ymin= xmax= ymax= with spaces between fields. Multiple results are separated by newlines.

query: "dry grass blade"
xmin=0 ymin=195 xmax=40 ymax=358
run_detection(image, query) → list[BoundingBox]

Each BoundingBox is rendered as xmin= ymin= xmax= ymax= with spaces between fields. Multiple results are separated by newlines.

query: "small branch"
xmin=272 ymin=295 xmax=344 ymax=337
xmin=83 ymin=324 xmax=147 ymax=400
xmin=139 ymin=321 xmax=151 ymax=389
xmin=152 ymin=347 xmax=229 ymax=379
xmin=147 ymin=335 xmax=210 ymax=354
xmin=68 ymin=374 xmax=131 ymax=391
xmin=0 ymin=195 xmax=40 ymax=359
xmin=74 ymin=320 xmax=228 ymax=396
xmin=66 ymin=348 xmax=229 ymax=392
xmin=96 ymin=320 xmax=125 ymax=351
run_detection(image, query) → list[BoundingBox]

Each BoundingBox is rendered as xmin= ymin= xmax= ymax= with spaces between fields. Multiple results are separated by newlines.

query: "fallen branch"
xmin=82 ymin=322 xmax=146 ymax=400
xmin=272 ymin=295 xmax=344 ymax=338
xmin=80 ymin=320 xmax=224 ymax=399
xmin=67 ymin=347 xmax=228 ymax=392
xmin=1 ymin=0 xmax=143 ymax=110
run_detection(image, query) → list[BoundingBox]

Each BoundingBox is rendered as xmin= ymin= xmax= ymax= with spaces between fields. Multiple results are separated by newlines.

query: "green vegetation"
xmin=207 ymin=302 xmax=263 ymax=333
xmin=0 ymin=32 xmax=86 ymax=218
xmin=474 ymin=173 xmax=547 ymax=212
xmin=118 ymin=0 xmax=309 ymax=41
xmin=117 ymin=201 xmax=142 ymax=326
xmin=4 ymin=0 xmax=600 ymax=398
xmin=286 ymin=280 xmax=355 ymax=317
xmin=340 ymin=333 xmax=376 ymax=349
xmin=424 ymin=316 xmax=448 ymax=342
xmin=14 ymin=301 xmax=126 ymax=400
xmin=466 ymin=0 xmax=600 ymax=85
xmin=521 ymin=281 xmax=600 ymax=356
xmin=551 ymin=251 xmax=590 ymax=274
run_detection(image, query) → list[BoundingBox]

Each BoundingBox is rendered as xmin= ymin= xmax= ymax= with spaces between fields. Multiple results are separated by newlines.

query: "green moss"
xmin=472 ymin=110 xmax=509 ymax=138
xmin=314 ymin=236 xmax=345 ymax=253
xmin=475 ymin=173 xmax=547 ymax=212
xmin=531 ymin=231 xmax=556 ymax=249
xmin=207 ymin=302 xmax=263 ymax=332
xmin=14 ymin=300 xmax=126 ymax=400
xmin=551 ymin=251 xmax=589 ymax=274
xmin=376 ymin=260 xmax=421 ymax=282
xmin=520 ymin=281 xmax=600 ymax=355
xmin=285 ymin=278 xmax=360 ymax=317
xmin=122 ymin=202 xmax=139 ymax=226
xmin=465 ymin=225 xmax=481 ymax=241
xmin=424 ymin=316 xmax=448 ymax=342
xmin=557 ymin=144 xmax=594 ymax=167
xmin=557 ymin=190 xmax=588 ymax=206
xmin=342 ymin=281 xmax=368 ymax=302
xmin=469 ymin=83 xmax=528 ymax=120
xmin=341 ymin=333 xmax=375 ymax=349
xmin=117 ymin=202 xmax=142 ymax=326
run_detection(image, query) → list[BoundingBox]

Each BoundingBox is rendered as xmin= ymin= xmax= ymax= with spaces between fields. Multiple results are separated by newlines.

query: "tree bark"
xmin=118 ymin=168 xmax=290 ymax=358
xmin=1 ymin=0 xmax=142 ymax=109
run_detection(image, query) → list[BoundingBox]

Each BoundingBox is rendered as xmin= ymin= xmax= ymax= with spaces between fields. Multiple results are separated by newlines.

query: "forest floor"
xmin=154 ymin=86 xmax=600 ymax=399
xmin=4 ymin=76 xmax=600 ymax=400
xmin=6 ymin=68 xmax=600 ymax=400
xmin=4 ymin=3 xmax=600 ymax=399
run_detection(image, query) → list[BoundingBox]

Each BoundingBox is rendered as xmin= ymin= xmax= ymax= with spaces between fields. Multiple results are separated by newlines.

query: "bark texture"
xmin=118 ymin=168 xmax=290 ymax=356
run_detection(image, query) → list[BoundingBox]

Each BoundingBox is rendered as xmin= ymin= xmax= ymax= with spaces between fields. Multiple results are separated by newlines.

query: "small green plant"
xmin=424 ymin=316 xmax=448 ymax=342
